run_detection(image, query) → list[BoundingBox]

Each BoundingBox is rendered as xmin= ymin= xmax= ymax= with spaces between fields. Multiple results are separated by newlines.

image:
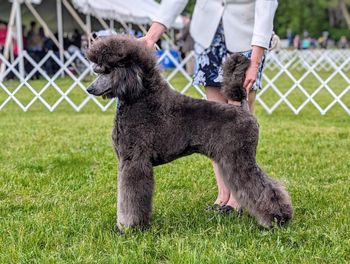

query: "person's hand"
xmin=243 ymin=62 xmax=259 ymax=96
xmin=137 ymin=36 xmax=156 ymax=50
xmin=244 ymin=46 xmax=265 ymax=98
xmin=137 ymin=22 xmax=166 ymax=50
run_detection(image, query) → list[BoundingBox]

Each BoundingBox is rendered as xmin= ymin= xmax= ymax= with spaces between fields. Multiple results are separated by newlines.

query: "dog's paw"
xmin=257 ymin=212 xmax=292 ymax=229
xmin=257 ymin=217 xmax=274 ymax=229
xmin=116 ymin=221 xmax=150 ymax=233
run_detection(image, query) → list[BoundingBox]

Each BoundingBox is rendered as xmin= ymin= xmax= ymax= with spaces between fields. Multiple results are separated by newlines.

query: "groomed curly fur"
xmin=86 ymin=35 xmax=293 ymax=231
xmin=221 ymin=53 xmax=251 ymax=102
xmin=86 ymin=35 xmax=157 ymax=71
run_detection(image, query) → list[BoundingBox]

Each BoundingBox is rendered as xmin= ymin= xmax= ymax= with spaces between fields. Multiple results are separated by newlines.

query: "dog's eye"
xmin=93 ymin=64 xmax=111 ymax=74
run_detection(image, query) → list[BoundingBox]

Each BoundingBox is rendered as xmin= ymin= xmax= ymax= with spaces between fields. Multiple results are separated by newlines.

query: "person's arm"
xmin=139 ymin=0 xmax=189 ymax=48
xmin=243 ymin=46 xmax=265 ymax=94
xmin=243 ymin=0 xmax=278 ymax=94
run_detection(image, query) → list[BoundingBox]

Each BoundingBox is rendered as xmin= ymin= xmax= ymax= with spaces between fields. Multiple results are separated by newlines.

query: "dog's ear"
xmin=221 ymin=53 xmax=251 ymax=101
xmin=112 ymin=64 xmax=144 ymax=103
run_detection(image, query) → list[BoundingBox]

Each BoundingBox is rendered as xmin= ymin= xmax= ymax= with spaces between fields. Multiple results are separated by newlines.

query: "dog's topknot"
xmin=86 ymin=35 xmax=157 ymax=72
xmin=221 ymin=53 xmax=251 ymax=102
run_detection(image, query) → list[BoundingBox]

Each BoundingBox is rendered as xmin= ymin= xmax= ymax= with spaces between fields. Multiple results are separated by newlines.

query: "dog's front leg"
xmin=116 ymin=159 xmax=154 ymax=231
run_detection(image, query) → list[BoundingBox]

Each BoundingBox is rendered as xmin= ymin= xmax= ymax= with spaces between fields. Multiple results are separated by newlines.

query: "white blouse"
xmin=154 ymin=0 xmax=278 ymax=52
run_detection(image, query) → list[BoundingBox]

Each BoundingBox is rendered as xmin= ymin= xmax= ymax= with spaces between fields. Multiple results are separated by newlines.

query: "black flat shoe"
xmin=219 ymin=205 xmax=243 ymax=216
xmin=205 ymin=203 xmax=222 ymax=212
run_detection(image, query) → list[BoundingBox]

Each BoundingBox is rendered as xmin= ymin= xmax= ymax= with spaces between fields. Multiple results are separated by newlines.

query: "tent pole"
xmin=56 ymin=0 xmax=65 ymax=77
xmin=15 ymin=0 xmax=24 ymax=78
xmin=138 ymin=24 xmax=147 ymax=34
xmin=86 ymin=14 xmax=92 ymax=77
xmin=25 ymin=1 xmax=60 ymax=48
xmin=109 ymin=19 xmax=114 ymax=30
xmin=96 ymin=16 xmax=109 ymax=31
xmin=170 ymin=28 xmax=175 ymax=44
xmin=10 ymin=42 xmax=14 ymax=62
xmin=62 ymin=0 xmax=89 ymax=36
xmin=86 ymin=14 xmax=91 ymax=47
xmin=96 ymin=16 xmax=116 ymax=35
xmin=2 ymin=3 xmax=16 ymax=61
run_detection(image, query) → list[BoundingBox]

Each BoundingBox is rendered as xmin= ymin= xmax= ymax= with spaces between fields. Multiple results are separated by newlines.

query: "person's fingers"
xmin=245 ymin=80 xmax=255 ymax=94
xmin=243 ymin=77 xmax=254 ymax=89
xmin=245 ymin=82 xmax=251 ymax=102
xmin=243 ymin=77 xmax=250 ymax=90
xmin=245 ymin=84 xmax=251 ymax=94
xmin=243 ymin=64 xmax=258 ymax=101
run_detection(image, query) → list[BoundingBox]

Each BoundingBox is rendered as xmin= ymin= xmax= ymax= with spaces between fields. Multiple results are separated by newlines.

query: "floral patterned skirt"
xmin=193 ymin=23 xmax=265 ymax=91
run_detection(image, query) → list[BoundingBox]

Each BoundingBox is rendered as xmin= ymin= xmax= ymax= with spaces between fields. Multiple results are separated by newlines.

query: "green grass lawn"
xmin=0 ymin=73 xmax=350 ymax=263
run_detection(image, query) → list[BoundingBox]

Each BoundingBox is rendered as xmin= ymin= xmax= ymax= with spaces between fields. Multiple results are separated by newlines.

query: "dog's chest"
xmin=112 ymin=119 xmax=122 ymax=154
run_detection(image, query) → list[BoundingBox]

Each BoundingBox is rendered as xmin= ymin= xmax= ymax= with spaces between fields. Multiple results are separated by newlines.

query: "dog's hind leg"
xmin=116 ymin=159 xmax=154 ymax=230
xmin=219 ymin=152 xmax=293 ymax=228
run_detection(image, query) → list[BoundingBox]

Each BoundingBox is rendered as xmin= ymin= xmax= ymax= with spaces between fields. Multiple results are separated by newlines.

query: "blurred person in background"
xmin=26 ymin=21 xmax=41 ymax=79
xmin=176 ymin=15 xmax=195 ymax=75
xmin=293 ymin=34 xmax=301 ymax=49
xmin=71 ymin=29 xmax=82 ymax=49
xmin=301 ymin=36 xmax=311 ymax=49
xmin=0 ymin=20 xmax=8 ymax=53
xmin=338 ymin=35 xmax=349 ymax=49
xmin=26 ymin=21 xmax=37 ymax=52
xmin=269 ymin=31 xmax=281 ymax=53
xmin=320 ymin=31 xmax=329 ymax=49
xmin=286 ymin=28 xmax=293 ymax=48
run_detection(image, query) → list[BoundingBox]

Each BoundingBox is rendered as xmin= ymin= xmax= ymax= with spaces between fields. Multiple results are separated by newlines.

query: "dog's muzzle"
xmin=86 ymin=74 xmax=113 ymax=96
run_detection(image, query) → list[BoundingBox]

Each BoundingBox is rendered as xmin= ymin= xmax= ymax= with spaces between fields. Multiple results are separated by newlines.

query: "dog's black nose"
xmin=87 ymin=87 xmax=95 ymax=94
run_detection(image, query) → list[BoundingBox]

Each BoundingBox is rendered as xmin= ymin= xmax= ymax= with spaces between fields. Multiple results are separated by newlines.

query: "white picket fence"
xmin=1 ymin=49 xmax=350 ymax=115
xmin=261 ymin=50 xmax=350 ymax=115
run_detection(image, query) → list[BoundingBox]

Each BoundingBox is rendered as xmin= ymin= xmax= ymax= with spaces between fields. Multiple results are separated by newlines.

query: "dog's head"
xmin=221 ymin=53 xmax=251 ymax=102
xmin=85 ymin=35 xmax=158 ymax=102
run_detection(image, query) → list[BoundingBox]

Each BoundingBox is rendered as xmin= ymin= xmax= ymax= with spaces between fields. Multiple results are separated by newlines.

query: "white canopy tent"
xmin=0 ymin=0 xmax=183 ymax=31
xmin=71 ymin=0 xmax=184 ymax=29
xmin=71 ymin=0 xmax=183 ymax=48
xmin=0 ymin=0 xmax=184 ymax=79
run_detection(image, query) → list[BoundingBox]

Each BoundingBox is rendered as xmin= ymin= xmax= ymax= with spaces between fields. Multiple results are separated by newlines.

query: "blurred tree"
xmin=329 ymin=0 xmax=350 ymax=29
xmin=184 ymin=0 xmax=196 ymax=14
xmin=274 ymin=0 xmax=350 ymax=40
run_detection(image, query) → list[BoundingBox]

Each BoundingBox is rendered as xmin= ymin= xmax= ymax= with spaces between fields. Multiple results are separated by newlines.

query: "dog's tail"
xmin=221 ymin=53 xmax=251 ymax=106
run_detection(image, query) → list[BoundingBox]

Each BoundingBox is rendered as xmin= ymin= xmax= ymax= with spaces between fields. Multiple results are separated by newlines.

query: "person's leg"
xmin=195 ymin=22 xmax=242 ymax=210
xmin=224 ymin=92 xmax=256 ymax=209
xmin=185 ymin=51 xmax=195 ymax=75
xmin=221 ymin=51 xmax=264 ymax=209
xmin=205 ymin=86 xmax=232 ymax=206
xmin=206 ymin=86 xmax=241 ymax=209
xmin=206 ymin=86 xmax=227 ymax=103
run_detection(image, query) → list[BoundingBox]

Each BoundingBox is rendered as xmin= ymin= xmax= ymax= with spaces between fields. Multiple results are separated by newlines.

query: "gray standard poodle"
xmin=86 ymin=35 xmax=293 ymax=230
